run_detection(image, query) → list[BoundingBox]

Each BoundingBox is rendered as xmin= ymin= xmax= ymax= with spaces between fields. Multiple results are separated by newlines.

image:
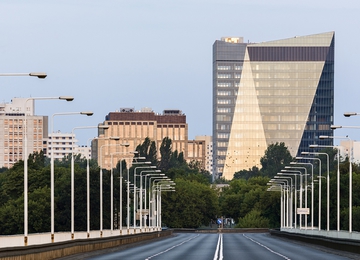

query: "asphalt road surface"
xmin=83 ymin=232 xmax=357 ymax=260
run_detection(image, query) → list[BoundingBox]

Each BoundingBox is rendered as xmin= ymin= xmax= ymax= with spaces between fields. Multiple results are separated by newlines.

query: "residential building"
xmin=47 ymin=131 xmax=78 ymax=160
xmin=0 ymin=98 xmax=48 ymax=168
xmin=194 ymin=135 xmax=213 ymax=174
xmin=213 ymin=32 xmax=334 ymax=180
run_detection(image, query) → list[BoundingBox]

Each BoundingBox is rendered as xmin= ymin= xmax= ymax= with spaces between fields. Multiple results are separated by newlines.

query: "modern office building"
xmin=213 ymin=32 xmax=334 ymax=180
xmin=0 ymin=98 xmax=48 ymax=168
xmin=92 ymin=108 xmax=190 ymax=170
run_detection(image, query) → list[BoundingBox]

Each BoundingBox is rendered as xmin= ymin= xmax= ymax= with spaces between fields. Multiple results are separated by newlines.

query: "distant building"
xmin=0 ymin=98 xmax=48 ymax=168
xmin=92 ymin=108 xmax=207 ymax=171
xmin=194 ymin=135 xmax=213 ymax=174
xmin=213 ymin=32 xmax=334 ymax=179
xmin=338 ymin=140 xmax=360 ymax=164
xmin=47 ymin=131 xmax=77 ymax=160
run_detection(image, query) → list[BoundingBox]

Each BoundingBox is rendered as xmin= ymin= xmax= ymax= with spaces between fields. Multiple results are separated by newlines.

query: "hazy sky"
xmin=1 ymin=1 xmax=360 ymax=145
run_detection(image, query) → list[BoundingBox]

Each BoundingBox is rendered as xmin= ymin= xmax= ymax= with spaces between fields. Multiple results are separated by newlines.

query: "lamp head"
xmin=331 ymin=125 xmax=342 ymax=129
xmin=59 ymin=96 xmax=74 ymax=101
xmin=309 ymin=145 xmax=318 ymax=148
xmin=290 ymin=162 xmax=296 ymax=165
xmin=295 ymin=156 xmax=303 ymax=160
xmin=98 ymin=125 xmax=109 ymax=130
xmin=29 ymin=72 xmax=47 ymax=78
xmin=301 ymin=152 xmax=309 ymax=155
xmin=109 ymin=136 xmax=120 ymax=141
xmin=121 ymin=142 xmax=130 ymax=147
xmin=344 ymin=112 xmax=357 ymax=117
xmin=319 ymin=135 xmax=329 ymax=139
xmin=81 ymin=111 xmax=94 ymax=116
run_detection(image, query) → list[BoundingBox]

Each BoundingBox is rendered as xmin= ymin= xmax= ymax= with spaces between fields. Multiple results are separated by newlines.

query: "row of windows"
xmin=217 ymin=65 xmax=243 ymax=70
xmin=217 ymin=73 xmax=241 ymax=79
xmin=217 ymin=82 xmax=240 ymax=88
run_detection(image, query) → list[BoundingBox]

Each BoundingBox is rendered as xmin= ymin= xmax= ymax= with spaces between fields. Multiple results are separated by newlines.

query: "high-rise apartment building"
xmin=47 ymin=131 xmax=90 ymax=160
xmin=0 ymin=98 xmax=48 ymax=168
xmin=92 ymin=108 xmax=191 ymax=169
xmin=213 ymin=32 xmax=334 ymax=180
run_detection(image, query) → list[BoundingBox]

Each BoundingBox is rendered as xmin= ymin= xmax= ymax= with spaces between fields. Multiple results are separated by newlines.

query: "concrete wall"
xmin=0 ymin=230 xmax=172 ymax=260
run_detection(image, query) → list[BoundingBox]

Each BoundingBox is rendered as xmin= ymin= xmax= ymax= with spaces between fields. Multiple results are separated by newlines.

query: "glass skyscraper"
xmin=213 ymin=32 xmax=334 ymax=180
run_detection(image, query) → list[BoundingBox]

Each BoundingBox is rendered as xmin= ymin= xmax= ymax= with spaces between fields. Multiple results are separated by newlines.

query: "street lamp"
xmin=279 ymin=170 xmax=301 ymax=229
xmin=298 ymin=155 xmax=323 ymax=231
xmin=319 ymin=134 xmax=353 ymax=233
xmin=50 ymin=111 xmax=93 ymax=242
xmin=133 ymin=165 xmax=155 ymax=231
xmin=291 ymin=161 xmax=314 ymax=230
xmin=70 ymin=125 xmax=108 ymax=239
xmin=110 ymin=151 xmax=137 ymax=233
xmin=275 ymin=176 xmax=293 ymax=228
xmin=22 ymin=96 xmax=73 ymax=245
xmin=148 ymin=176 xmax=167 ymax=229
xmin=0 ymin=72 xmax=47 ymax=78
xmin=139 ymin=170 xmax=161 ymax=231
xmin=99 ymin=141 xmax=131 ymax=236
xmin=285 ymin=166 xmax=308 ymax=229
xmin=86 ymin=135 xmax=118 ymax=238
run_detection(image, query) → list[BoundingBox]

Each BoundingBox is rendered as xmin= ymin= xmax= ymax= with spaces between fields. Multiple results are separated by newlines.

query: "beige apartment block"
xmin=92 ymin=108 xmax=191 ymax=170
xmin=0 ymin=98 xmax=48 ymax=168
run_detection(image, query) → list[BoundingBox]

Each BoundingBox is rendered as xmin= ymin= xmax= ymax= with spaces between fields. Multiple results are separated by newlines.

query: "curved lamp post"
xmin=298 ymin=155 xmax=323 ymax=230
xmin=70 ymin=124 xmax=109 ymax=239
xmin=291 ymin=161 xmax=314 ymax=230
xmin=279 ymin=170 xmax=301 ymax=229
xmin=285 ymin=166 xmax=308 ymax=229
xmin=50 ymin=111 xmax=93 ymax=242
xmin=319 ymin=134 xmax=353 ymax=233
xmin=23 ymin=96 xmax=73 ymax=245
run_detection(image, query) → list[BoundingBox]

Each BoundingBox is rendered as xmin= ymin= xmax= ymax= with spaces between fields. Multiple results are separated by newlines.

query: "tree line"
xmin=4 ymin=139 xmax=359 ymax=234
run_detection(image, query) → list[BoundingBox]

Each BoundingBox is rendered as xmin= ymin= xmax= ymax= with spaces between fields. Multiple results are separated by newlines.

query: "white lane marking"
xmin=213 ymin=233 xmax=223 ymax=260
xmin=219 ymin=233 xmax=223 ymax=260
xmin=243 ymin=234 xmax=291 ymax=260
xmin=145 ymin=234 xmax=200 ymax=260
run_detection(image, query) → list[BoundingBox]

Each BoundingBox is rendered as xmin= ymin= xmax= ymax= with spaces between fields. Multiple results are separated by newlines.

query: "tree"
xmin=233 ymin=166 xmax=260 ymax=180
xmin=236 ymin=209 xmax=270 ymax=228
xmin=161 ymin=177 xmax=219 ymax=228
xmin=159 ymin=137 xmax=172 ymax=171
xmin=260 ymin=142 xmax=293 ymax=178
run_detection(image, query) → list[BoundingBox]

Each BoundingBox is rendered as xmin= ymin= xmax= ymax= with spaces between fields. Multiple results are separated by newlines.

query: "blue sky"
xmin=1 ymin=1 xmax=360 ymax=145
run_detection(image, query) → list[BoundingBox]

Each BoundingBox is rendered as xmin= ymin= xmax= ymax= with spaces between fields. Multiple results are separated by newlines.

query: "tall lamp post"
xmin=291 ymin=161 xmax=314 ymax=230
xmin=279 ymin=170 xmax=301 ymax=229
xmin=70 ymin=125 xmax=109 ymax=239
xmin=319 ymin=134 xmax=353 ymax=233
xmin=22 ymin=96 xmax=73 ymax=245
xmin=50 ymin=111 xmax=93 ymax=242
xmin=1 ymin=72 xmax=49 ymax=245
xmin=133 ymin=165 xmax=155 ymax=232
xmin=297 ymin=155 xmax=323 ymax=230
xmin=275 ymin=176 xmax=293 ymax=228
xmin=99 ymin=141 xmax=131 ymax=236
xmin=285 ymin=166 xmax=307 ymax=229
xmin=109 ymin=151 xmax=137 ymax=233
xmin=139 ymin=170 xmax=161 ymax=231
xmin=86 ymin=135 xmax=117 ymax=238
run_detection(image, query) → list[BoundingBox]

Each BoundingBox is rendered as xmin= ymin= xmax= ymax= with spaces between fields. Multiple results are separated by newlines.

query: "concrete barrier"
xmin=0 ymin=230 xmax=172 ymax=260
xmin=270 ymin=229 xmax=360 ymax=255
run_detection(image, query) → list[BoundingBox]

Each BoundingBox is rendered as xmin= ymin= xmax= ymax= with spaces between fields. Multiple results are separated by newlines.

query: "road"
xmin=85 ymin=232 xmax=356 ymax=260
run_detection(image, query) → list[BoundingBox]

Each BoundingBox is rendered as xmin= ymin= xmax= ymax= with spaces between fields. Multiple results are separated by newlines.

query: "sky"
xmin=1 ymin=0 xmax=360 ymax=146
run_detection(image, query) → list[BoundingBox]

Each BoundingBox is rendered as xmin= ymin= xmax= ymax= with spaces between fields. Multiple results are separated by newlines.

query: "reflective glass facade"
xmin=213 ymin=32 xmax=334 ymax=180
